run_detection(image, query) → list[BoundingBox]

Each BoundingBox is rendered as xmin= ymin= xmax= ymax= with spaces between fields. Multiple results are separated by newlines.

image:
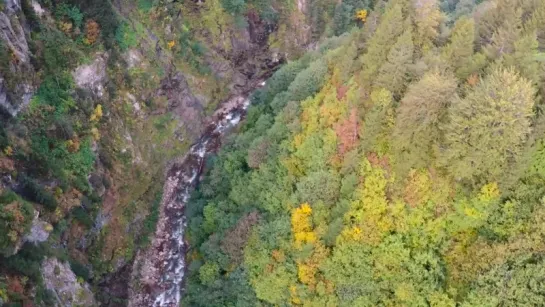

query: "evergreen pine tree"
xmin=360 ymin=3 xmax=405 ymax=83
xmin=375 ymin=28 xmax=415 ymax=97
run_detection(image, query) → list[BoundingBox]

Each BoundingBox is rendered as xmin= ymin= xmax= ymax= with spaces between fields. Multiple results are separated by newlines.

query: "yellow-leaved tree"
xmin=291 ymin=203 xmax=316 ymax=248
xmin=356 ymin=9 xmax=368 ymax=22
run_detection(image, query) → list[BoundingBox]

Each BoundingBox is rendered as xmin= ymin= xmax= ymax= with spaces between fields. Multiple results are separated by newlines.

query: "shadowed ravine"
xmin=127 ymin=76 xmax=272 ymax=306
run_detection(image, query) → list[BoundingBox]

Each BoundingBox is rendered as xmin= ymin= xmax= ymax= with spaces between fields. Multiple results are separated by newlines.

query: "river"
xmin=127 ymin=78 xmax=269 ymax=307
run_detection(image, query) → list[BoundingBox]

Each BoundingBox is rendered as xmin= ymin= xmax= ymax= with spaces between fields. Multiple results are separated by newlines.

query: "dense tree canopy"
xmin=183 ymin=0 xmax=545 ymax=305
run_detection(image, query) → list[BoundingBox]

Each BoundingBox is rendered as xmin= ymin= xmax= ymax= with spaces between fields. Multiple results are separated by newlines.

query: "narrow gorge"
xmin=128 ymin=74 xmax=279 ymax=307
xmin=3 ymin=0 xmax=545 ymax=306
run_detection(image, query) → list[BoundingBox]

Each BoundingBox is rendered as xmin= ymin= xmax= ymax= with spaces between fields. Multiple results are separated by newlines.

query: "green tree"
xmin=252 ymin=266 xmax=295 ymax=305
xmin=322 ymin=241 xmax=375 ymax=304
xmin=361 ymin=88 xmax=394 ymax=155
xmin=525 ymin=0 xmax=545 ymax=48
xmin=375 ymin=28 xmax=414 ymax=97
xmin=462 ymin=255 xmax=545 ymax=306
xmin=411 ymin=0 xmax=443 ymax=51
xmin=199 ymin=262 xmax=220 ymax=285
xmin=483 ymin=9 xmax=523 ymax=61
xmin=441 ymin=17 xmax=475 ymax=79
xmin=333 ymin=3 xmax=353 ymax=36
xmin=287 ymin=60 xmax=328 ymax=102
xmin=332 ymin=0 xmax=370 ymax=36
xmin=496 ymin=32 xmax=543 ymax=85
xmin=393 ymin=71 xmax=458 ymax=171
xmin=476 ymin=0 xmax=522 ymax=47
xmin=360 ymin=3 xmax=405 ymax=83
xmin=453 ymin=0 xmax=475 ymax=21
xmin=441 ymin=68 xmax=536 ymax=182
xmin=296 ymin=170 xmax=341 ymax=206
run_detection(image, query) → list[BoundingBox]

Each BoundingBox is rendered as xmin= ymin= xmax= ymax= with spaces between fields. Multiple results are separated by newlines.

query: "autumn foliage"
xmin=85 ymin=20 xmax=100 ymax=45
xmin=291 ymin=203 xmax=316 ymax=248
xmin=334 ymin=108 xmax=359 ymax=156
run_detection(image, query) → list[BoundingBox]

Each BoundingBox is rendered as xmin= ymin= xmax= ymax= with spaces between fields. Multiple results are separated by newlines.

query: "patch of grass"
xmin=137 ymin=192 xmax=161 ymax=247
xmin=138 ymin=0 xmax=153 ymax=12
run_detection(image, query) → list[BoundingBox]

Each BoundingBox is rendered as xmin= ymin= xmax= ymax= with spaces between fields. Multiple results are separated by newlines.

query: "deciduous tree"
xmin=393 ymin=70 xmax=457 ymax=171
xmin=441 ymin=68 xmax=536 ymax=182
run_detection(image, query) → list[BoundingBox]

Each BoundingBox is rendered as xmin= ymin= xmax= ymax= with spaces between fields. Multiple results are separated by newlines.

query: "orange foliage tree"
xmin=85 ymin=20 xmax=100 ymax=45
xmin=334 ymin=108 xmax=359 ymax=156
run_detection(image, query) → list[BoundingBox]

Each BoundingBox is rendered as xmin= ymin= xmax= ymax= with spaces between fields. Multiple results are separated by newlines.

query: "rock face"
xmin=24 ymin=211 xmax=52 ymax=243
xmin=73 ymin=53 xmax=109 ymax=98
xmin=0 ymin=0 xmax=36 ymax=117
xmin=41 ymin=258 xmax=96 ymax=307
xmin=159 ymin=72 xmax=205 ymax=140
xmin=11 ymin=210 xmax=51 ymax=255
xmin=0 ymin=77 xmax=34 ymax=116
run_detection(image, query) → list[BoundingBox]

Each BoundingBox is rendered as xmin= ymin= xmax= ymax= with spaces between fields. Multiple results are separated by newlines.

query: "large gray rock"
xmin=4 ymin=0 xmax=22 ymax=17
xmin=0 ymin=3 xmax=28 ymax=64
xmin=0 ymin=76 xmax=33 ymax=116
xmin=0 ymin=1 xmax=36 ymax=116
xmin=41 ymin=258 xmax=96 ymax=307
xmin=73 ymin=53 xmax=109 ymax=98
xmin=123 ymin=49 xmax=143 ymax=69
xmin=10 ymin=210 xmax=52 ymax=255
xmin=24 ymin=211 xmax=52 ymax=243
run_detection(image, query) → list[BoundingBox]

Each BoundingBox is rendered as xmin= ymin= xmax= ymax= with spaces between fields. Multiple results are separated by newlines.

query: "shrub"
xmin=43 ymin=0 xmax=116 ymax=48
xmin=19 ymin=175 xmax=57 ymax=210
xmin=40 ymin=30 xmax=83 ymax=73
xmin=0 ymin=191 xmax=34 ymax=256
xmin=0 ymin=125 xmax=8 ymax=150
xmin=2 ymin=243 xmax=51 ymax=282
xmin=21 ymin=0 xmax=40 ymax=30
xmin=69 ymin=260 xmax=91 ymax=280
xmin=115 ymin=22 xmax=138 ymax=51
xmin=33 ymin=74 xmax=75 ymax=112
xmin=54 ymin=117 xmax=75 ymax=140
xmin=221 ymin=0 xmax=246 ymax=15
xmin=178 ymin=27 xmax=210 ymax=74
xmin=72 ymin=206 xmax=93 ymax=228
xmin=137 ymin=0 xmax=153 ymax=11
xmin=34 ymin=285 xmax=56 ymax=306
xmin=55 ymin=4 xmax=84 ymax=28
xmin=137 ymin=192 xmax=161 ymax=247
xmin=84 ymin=20 xmax=101 ymax=45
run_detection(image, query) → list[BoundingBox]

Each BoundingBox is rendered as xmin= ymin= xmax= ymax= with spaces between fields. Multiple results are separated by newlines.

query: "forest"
xmin=182 ymin=0 xmax=545 ymax=305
